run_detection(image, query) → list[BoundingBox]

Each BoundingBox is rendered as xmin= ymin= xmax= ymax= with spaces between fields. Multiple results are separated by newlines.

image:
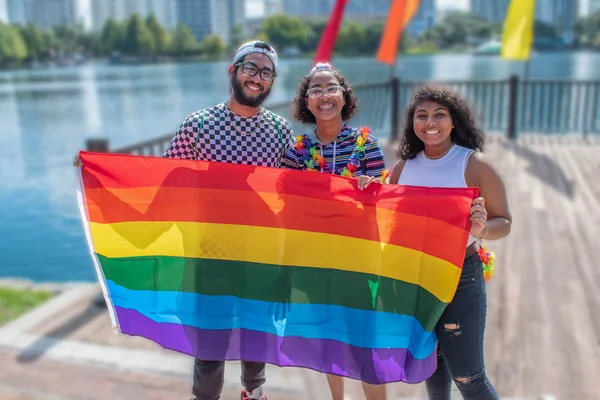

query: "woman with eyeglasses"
xmin=282 ymin=62 xmax=388 ymax=400
xmin=282 ymin=62 xmax=387 ymax=182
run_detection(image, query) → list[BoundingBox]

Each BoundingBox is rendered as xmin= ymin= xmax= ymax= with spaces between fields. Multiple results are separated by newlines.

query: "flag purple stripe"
xmin=115 ymin=306 xmax=437 ymax=384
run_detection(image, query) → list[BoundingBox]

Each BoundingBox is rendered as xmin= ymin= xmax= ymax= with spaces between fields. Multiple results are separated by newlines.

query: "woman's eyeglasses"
xmin=235 ymin=62 xmax=276 ymax=82
xmin=306 ymin=86 xmax=345 ymax=98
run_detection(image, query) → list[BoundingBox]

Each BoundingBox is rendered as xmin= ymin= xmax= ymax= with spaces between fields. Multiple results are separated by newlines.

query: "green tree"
xmin=122 ymin=14 xmax=156 ymax=56
xmin=575 ymin=11 xmax=600 ymax=47
xmin=229 ymin=25 xmax=246 ymax=49
xmin=531 ymin=20 xmax=561 ymax=49
xmin=78 ymin=31 xmax=102 ymax=56
xmin=533 ymin=20 xmax=559 ymax=39
xmin=169 ymin=23 xmax=199 ymax=55
xmin=259 ymin=15 xmax=310 ymax=51
xmin=253 ymin=31 xmax=270 ymax=44
xmin=0 ymin=23 xmax=28 ymax=62
xmin=336 ymin=21 xmax=366 ymax=55
xmin=202 ymin=34 xmax=227 ymax=58
xmin=301 ymin=18 xmax=327 ymax=52
xmin=53 ymin=24 xmax=81 ymax=53
xmin=41 ymin=29 xmax=58 ymax=54
xmin=420 ymin=11 xmax=496 ymax=48
xmin=146 ymin=13 xmax=170 ymax=53
xmin=361 ymin=21 xmax=384 ymax=53
xmin=19 ymin=23 xmax=47 ymax=59
xmin=100 ymin=18 xmax=123 ymax=54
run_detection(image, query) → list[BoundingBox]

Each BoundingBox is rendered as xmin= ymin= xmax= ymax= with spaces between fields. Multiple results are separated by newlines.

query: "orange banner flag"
xmin=377 ymin=0 xmax=421 ymax=65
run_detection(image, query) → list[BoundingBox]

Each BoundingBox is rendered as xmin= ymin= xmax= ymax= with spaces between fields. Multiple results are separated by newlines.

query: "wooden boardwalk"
xmin=22 ymin=135 xmax=600 ymax=400
xmin=364 ymin=134 xmax=600 ymax=400
xmin=482 ymin=135 xmax=600 ymax=400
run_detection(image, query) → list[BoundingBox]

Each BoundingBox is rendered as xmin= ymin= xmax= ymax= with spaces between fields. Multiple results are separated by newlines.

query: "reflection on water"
xmin=0 ymin=52 xmax=598 ymax=282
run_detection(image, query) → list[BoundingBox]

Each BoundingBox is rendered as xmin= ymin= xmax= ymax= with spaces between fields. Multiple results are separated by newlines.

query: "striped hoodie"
xmin=282 ymin=124 xmax=386 ymax=179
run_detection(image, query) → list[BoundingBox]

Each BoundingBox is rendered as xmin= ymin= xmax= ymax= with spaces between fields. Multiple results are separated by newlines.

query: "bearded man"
xmin=163 ymin=41 xmax=294 ymax=400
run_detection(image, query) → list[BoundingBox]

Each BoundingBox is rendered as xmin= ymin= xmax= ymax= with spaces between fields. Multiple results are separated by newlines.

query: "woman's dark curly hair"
xmin=398 ymin=86 xmax=485 ymax=160
xmin=293 ymin=67 xmax=358 ymax=124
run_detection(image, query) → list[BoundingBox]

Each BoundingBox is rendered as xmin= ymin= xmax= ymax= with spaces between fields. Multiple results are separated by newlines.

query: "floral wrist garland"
xmin=477 ymin=245 xmax=496 ymax=282
xmin=293 ymin=126 xmax=388 ymax=183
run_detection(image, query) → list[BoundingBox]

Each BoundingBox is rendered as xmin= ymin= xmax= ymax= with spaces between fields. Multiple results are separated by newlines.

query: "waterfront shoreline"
xmin=0 ymin=278 xmax=94 ymax=294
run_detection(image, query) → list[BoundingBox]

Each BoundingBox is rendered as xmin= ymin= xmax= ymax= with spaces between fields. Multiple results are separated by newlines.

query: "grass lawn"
xmin=0 ymin=287 xmax=54 ymax=327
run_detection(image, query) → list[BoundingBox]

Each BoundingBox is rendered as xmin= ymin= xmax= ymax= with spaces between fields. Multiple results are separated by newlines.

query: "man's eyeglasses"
xmin=306 ymin=85 xmax=345 ymax=99
xmin=235 ymin=62 xmax=276 ymax=82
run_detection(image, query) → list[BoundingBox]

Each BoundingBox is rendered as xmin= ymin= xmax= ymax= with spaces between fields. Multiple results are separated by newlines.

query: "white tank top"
xmin=397 ymin=144 xmax=476 ymax=246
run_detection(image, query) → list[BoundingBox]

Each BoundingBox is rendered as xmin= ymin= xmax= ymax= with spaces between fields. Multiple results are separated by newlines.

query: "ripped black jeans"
xmin=425 ymin=251 xmax=499 ymax=400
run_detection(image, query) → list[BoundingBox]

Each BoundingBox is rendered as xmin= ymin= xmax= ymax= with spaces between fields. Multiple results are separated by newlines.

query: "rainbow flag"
xmin=76 ymin=152 xmax=478 ymax=384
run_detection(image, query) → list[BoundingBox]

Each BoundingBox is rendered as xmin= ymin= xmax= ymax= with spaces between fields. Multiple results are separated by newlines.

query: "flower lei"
xmin=293 ymin=126 xmax=389 ymax=183
xmin=477 ymin=244 xmax=496 ymax=282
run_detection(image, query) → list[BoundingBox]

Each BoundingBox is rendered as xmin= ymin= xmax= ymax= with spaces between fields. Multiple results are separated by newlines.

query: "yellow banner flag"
xmin=501 ymin=0 xmax=536 ymax=60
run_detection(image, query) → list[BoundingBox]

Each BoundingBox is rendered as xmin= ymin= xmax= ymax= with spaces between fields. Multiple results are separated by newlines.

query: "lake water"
xmin=1 ymin=51 xmax=599 ymax=282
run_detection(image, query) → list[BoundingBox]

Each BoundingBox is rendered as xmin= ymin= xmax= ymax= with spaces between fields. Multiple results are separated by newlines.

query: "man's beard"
xmin=231 ymin=74 xmax=271 ymax=108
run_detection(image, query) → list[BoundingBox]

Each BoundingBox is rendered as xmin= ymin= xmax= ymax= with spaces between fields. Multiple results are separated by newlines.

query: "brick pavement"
xmin=0 ymin=348 xmax=305 ymax=400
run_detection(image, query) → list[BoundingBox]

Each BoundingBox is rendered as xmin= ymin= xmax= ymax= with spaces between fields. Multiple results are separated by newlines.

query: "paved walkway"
xmin=2 ymin=134 xmax=599 ymax=399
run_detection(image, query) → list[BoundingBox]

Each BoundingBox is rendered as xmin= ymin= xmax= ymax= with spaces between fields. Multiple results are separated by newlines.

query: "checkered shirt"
xmin=163 ymin=102 xmax=294 ymax=167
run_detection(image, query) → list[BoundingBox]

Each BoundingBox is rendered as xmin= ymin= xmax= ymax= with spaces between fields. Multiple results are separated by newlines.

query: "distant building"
xmin=91 ymin=0 xmax=126 ymax=31
xmin=229 ymin=0 xmax=245 ymax=40
xmin=90 ymin=0 xmax=175 ymax=32
xmin=4 ymin=0 xmax=92 ymax=29
xmin=0 ymin=0 xmax=8 ymax=23
xmin=470 ymin=0 xmax=578 ymax=44
xmin=6 ymin=0 xmax=34 ymax=25
xmin=283 ymin=0 xmax=392 ymax=18
xmin=146 ymin=0 xmax=176 ymax=29
xmin=30 ymin=0 xmax=76 ymax=28
xmin=406 ymin=0 xmax=436 ymax=39
xmin=535 ymin=0 xmax=578 ymax=42
xmin=263 ymin=0 xmax=284 ymax=16
xmin=469 ymin=0 xmax=510 ymax=22
xmin=282 ymin=0 xmax=436 ymax=38
xmin=175 ymin=0 xmax=230 ymax=44
xmin=73 ymin=0 xmax=93 ymax=30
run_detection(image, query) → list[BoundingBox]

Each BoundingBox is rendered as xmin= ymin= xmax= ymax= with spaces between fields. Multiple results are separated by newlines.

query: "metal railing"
xmin=86 ymin=76 xmax=600 ymax=155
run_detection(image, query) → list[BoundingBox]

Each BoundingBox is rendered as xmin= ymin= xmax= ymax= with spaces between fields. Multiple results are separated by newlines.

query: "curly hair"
xmin=398 ymin=86 xmax=485 ymax=160
xmin=293 ymin=67 xmax=358 ymax=124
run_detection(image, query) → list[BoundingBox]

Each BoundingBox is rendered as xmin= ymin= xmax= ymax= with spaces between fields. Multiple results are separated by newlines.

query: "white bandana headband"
xmin=233 ymin=41 xmax=278 ymax=72
xmin=310 ymin=62 xmax=335 ymax=74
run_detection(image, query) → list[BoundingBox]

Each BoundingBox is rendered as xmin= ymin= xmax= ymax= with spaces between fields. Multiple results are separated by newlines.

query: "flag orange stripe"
xmin=84 ymin=186 xmax=470 ymax=267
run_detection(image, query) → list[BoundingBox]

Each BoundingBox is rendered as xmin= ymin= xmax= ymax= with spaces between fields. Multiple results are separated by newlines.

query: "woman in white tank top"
xmin=361 ymin=86 xmax=511 ymax=400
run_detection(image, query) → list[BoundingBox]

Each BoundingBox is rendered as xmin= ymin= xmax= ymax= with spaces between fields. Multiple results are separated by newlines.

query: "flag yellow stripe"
xmin=90 ymin=221 xmax=461 ymax=302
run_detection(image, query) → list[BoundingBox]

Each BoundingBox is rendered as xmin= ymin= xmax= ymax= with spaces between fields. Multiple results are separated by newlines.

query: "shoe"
xmin=241 ymin=388 xmax=267 ymax=400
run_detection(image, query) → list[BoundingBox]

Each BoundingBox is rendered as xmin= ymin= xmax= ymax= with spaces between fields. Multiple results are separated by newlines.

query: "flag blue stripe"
xmin=107 ymin=280 xmax=437 ymax=359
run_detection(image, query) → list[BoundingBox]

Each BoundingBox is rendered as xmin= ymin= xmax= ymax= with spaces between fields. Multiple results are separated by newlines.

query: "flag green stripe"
xmin=97 ymin=254 xmax=447 ymax=332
